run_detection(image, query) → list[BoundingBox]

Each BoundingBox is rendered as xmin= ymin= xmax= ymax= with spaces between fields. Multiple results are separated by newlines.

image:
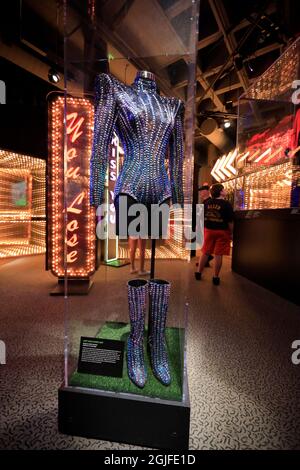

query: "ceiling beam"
xmin=202 ymin=42 xmax=281 ymax=78
xmin=197 ymin=31 xmax=223 ymax=50
xmin=158 ymin=4 xmax=279 ymax=75
xmin=208 ymin=0 xmax=249 ymax=92
xmin=203 ymin=64 xmax=225 ymax=78
xmin=196 ymin=66 xmax=224 ymax=110
xmin=215 ymin=82 xmax=242 ymax=95
xmin=211 ymin=97 xmax=248 ymax=111
xmin=231 ymin=2 xmax=277 ymax=33
xmin=173 ymin=66 xmax=225 ymax=111
xmin=231 ymin=18 xmax=252 ymax=34
xmin=207 ymin=0 xmax=267 ymax=125
xmin=246 ymin=42 xmax=281 ymax=60
xmin=157 ymin=31 xmax=222 ymax=70
xmin=0 ymin=40 xmax=82 ymax=94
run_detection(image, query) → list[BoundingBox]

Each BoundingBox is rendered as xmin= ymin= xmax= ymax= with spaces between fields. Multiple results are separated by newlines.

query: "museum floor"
xmin=0 ymin=254 xmax=299 ymax=450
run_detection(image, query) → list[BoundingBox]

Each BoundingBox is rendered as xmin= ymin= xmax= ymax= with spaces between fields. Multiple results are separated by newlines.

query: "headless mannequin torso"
xmin=91 ymin=70 xmax=184 ymax=274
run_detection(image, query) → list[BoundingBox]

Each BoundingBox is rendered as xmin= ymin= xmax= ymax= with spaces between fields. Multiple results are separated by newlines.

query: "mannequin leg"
xmin=138 ymin=239 xmax=150 ymax=275
xmin=138 ymin=239 xmax=146 ymax=271
xmin=129 ymin=237 xmax=138 ymax=274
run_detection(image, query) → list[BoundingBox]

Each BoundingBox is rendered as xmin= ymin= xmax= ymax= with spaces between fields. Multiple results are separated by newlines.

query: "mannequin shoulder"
xmin=94 ymin=73 xmax=127 ymax=93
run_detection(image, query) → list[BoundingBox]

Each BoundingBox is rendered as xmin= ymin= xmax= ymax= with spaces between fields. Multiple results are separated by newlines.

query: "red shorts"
xmin=202 ymin=228 xmax=231 ymax=256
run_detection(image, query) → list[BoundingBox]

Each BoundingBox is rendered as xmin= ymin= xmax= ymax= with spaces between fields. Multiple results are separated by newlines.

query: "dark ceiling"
xmin=1 ymin=1 xmax=299 ymax=106
xmin=194 ymin=0 xmax=299 ymax=116
xmin=0 ymin=0 xmax=299 ymax=156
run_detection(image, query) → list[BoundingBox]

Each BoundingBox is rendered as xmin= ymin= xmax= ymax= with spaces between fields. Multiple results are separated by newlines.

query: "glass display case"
xmin=230 ymin=37 xmax=300 ymax=305
xmin=55 ymin=0 xmax=200 ymax=449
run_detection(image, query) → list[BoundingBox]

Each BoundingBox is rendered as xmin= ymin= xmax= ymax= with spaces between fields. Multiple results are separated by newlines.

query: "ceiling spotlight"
xmin=224 ymin=119 xmax=231 ymax=129
xmin=225 ymin=100 xmax=233 ymax=111
xmin=48 ymin=68 xmax=60 ymax=84
xmin=247 ymin=62 xmax=254 ymax=73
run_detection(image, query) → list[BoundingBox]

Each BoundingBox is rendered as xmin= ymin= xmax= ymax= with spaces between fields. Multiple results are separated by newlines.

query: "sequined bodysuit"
xmin=90 ymin=73 xmax=184 ymax=207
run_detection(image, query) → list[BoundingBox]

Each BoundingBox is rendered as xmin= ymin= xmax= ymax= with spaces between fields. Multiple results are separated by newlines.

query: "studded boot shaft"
xmin=148 ymin=279 xmax=171 ymax=386
xmin=127 ymin=279 xmax=148 ymax=388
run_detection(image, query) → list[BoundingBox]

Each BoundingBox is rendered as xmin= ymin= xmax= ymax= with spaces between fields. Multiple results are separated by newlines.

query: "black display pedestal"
xmin=232 ymin=208 xmax=300 ymax=305
xmin=58 ymin=382 xmax=190 ymax=449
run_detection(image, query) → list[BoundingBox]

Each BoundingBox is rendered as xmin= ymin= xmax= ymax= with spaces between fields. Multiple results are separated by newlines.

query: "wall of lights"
xmin=211 ymin=38 xmax=300 ymax=212
xmin=0 ymin=150 xmax=46 ymax=258
xmin=212 ymin=148 xmax=299 ymax=211
xmin=48 ymin=96 xmax=96 ymax=278
xmin=245 ymin=39 xmax=300 ymax=102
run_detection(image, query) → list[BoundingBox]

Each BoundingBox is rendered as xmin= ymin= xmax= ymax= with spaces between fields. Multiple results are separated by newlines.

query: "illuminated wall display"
xmin=48 ymin=96 xmax=95 ymax=278
xmin=213 ymin=149 xmax=299 ymax=211
xmin=211 ymin=115 xmax=300 ymax=211
xmin=243 ymin=161 xmax=296 ymax=210
xmin=0 ymin=150 xmax=46 ymax=258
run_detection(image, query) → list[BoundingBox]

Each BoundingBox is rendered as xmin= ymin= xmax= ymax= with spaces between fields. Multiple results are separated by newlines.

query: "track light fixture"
xmin=48 ymin=68 xmax=60 ymax=84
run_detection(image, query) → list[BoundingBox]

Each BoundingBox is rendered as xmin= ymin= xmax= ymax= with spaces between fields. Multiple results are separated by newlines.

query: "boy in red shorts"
xmin=195 ymin=183 xmax=234 ymax=285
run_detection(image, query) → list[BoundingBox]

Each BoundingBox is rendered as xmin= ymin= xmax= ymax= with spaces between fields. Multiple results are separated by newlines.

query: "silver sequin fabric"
xmin=90 ymin=73 xmax=184 ymax=207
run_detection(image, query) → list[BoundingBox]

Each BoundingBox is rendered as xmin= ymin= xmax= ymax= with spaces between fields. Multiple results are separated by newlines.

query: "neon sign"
xmin=48 ymin=96 xmax=95 ymax=278
xmin=104 ymin=133 xmax=123 ymax=262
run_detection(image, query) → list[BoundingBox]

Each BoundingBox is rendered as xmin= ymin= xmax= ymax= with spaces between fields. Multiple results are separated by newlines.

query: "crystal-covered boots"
xmin=148 ymin=279 xmax=171 ymax=386
xmin=127 ymin=279 xmax=148 ymax=388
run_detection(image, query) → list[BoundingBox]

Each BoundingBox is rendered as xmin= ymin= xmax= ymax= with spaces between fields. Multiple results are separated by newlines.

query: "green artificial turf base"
xmin=103 ymin=259 xmax=130 ymax=268
xmin=69 ymin=321 xmax=184 ymax=401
